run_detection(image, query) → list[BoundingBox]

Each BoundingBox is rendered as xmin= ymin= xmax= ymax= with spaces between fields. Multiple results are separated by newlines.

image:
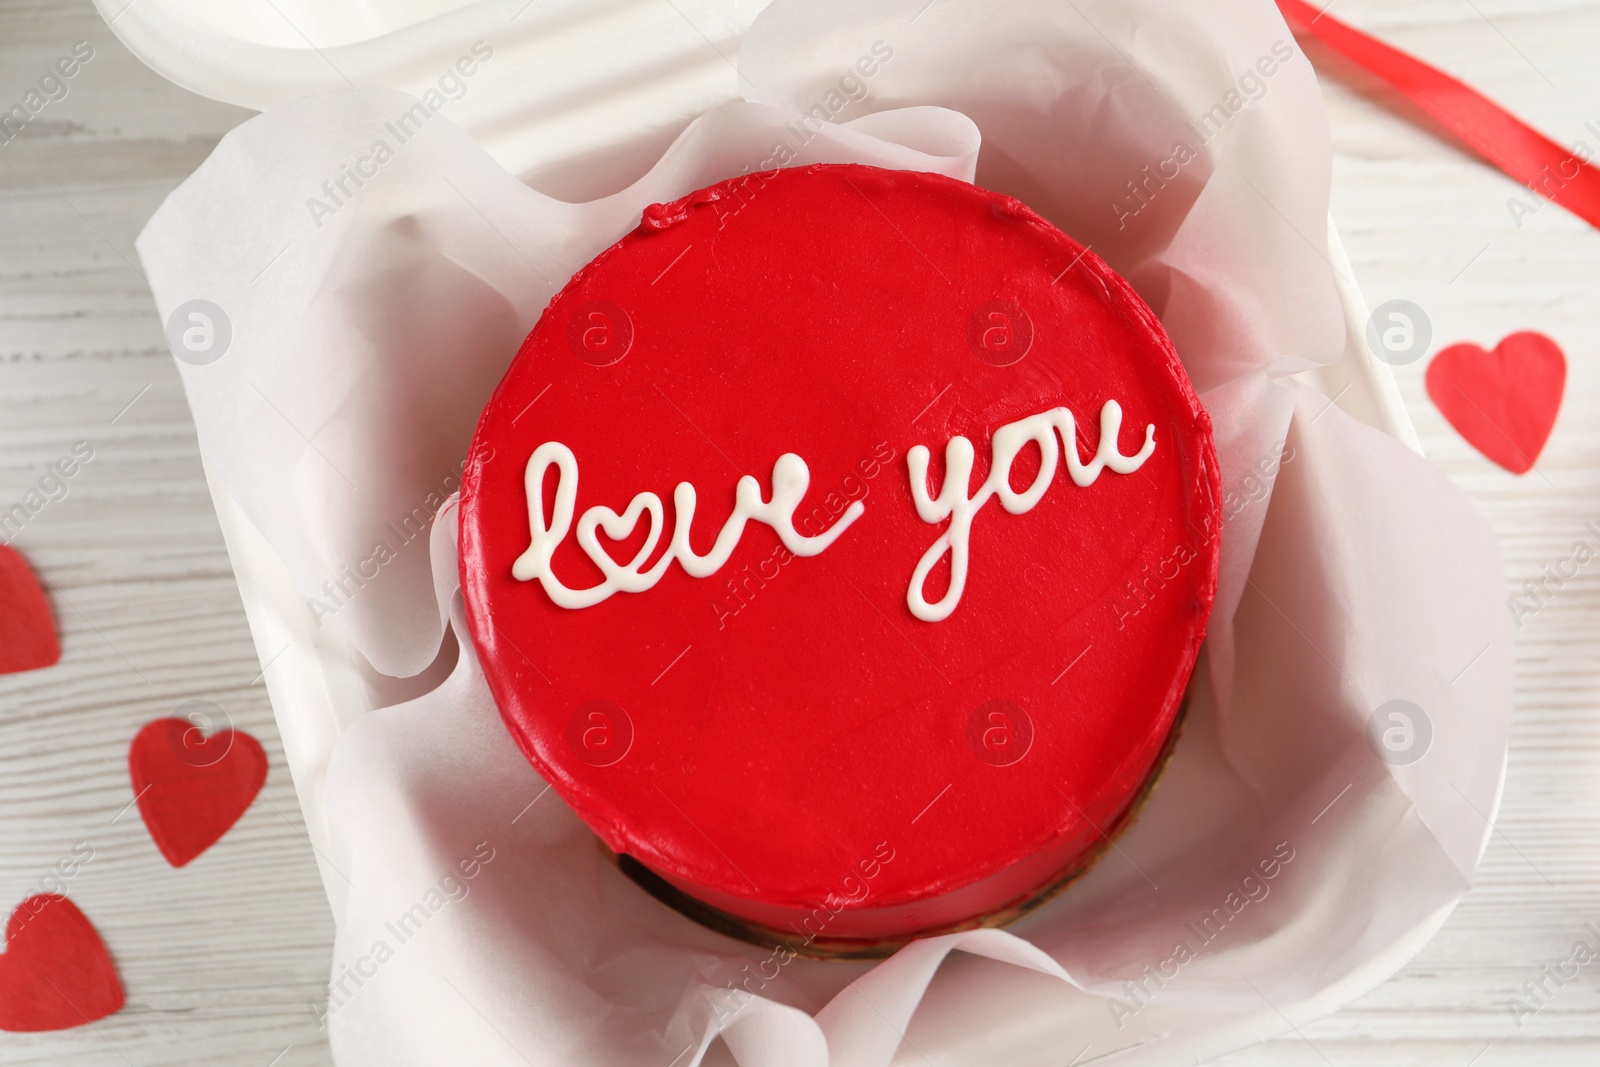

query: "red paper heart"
xmin=1425 ymin=331 xmax=1566 ymax=474
xmin=0 ymin=895 xmax=123 ymax=1032
xmin=129 ymin=718 xmax=268 ymax=867
xmin=0 ymin=545 xmax=60 ymax=675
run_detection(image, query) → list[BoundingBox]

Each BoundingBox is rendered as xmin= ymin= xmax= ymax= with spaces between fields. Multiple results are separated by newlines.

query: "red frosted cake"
xmin=459 ymin=163 xmax=1219 ymax=952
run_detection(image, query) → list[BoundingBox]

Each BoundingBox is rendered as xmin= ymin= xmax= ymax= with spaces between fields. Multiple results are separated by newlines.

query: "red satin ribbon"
xmin=1278 ymin=0 xmax=1600 ymax=230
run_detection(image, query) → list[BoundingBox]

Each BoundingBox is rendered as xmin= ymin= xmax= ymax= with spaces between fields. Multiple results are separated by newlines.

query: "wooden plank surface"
xmin=0 ymin=0 xmax=1596 ymax=1063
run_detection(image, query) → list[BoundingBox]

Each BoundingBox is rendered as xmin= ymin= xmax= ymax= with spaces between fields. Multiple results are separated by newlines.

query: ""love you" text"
xmin=511 ymin=400 xmax=1154 ymax=620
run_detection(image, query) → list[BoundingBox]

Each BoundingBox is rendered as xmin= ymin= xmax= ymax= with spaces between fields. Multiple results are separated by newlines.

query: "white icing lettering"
xmin=905 ymin=400 xmax=1155 ymax=622
xmin=512 ymin=399 xmax=1154 ymax=621
xmin=513 ymin=443 xmax=863 ymax=608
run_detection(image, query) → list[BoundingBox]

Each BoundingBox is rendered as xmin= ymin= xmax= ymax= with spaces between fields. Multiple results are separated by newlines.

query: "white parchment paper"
xmin=134 ymin=0 xmax=1512 ymax=1063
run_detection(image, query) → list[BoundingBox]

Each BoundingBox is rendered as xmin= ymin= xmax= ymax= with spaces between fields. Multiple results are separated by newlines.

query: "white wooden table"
xmin=0 ymin=0 xmax=1596 ymax=1063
